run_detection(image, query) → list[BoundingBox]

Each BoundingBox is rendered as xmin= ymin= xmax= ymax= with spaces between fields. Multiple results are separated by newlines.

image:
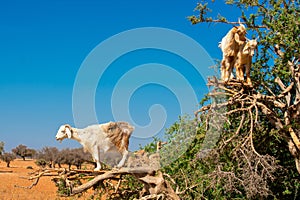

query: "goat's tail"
xmin=117 ymin=122 xmax=135 ymax=136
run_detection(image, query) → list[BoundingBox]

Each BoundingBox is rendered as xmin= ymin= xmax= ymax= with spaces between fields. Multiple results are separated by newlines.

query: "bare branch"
xmin=289 ymin=127 xmax=300 ymax=152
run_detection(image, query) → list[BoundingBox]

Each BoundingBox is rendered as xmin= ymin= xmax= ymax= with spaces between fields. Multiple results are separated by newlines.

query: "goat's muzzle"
xmin=56 ymin=137 xmax=63 ymax=143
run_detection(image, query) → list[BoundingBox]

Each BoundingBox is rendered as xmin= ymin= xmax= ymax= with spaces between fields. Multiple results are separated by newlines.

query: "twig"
xmin=191 ymin=17 xmax=268 ymax=28
xmin=249 ymin=108 xmax=261 ymax=157
xmin=15 ymin=177 xmax=40 ymax=189
xmin=289 ymin=127 xmax=300 ymax=151
xmin=0 ymin=170 xmax=13 ymax=173
xmin=225 ymin=106 xmax=253 ymax=116
xmin=222 ymin=112 xmax=245 ymax=147
xmin=176 ymin=183 xmax=201 ymax=195
xmin=114 ymin=177 xmax=122 ymax=194
xmin=180 ymin=169 xmax=188 ymax=189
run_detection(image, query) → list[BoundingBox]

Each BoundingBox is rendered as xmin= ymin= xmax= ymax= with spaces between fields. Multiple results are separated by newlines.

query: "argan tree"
xmin=0 ymin=142 xmax=16 ymax=167
xmin=1 ymin=152 xmax=16 ymax=167
xmin=50 ymin=148 xmax=91 ymax=170
xmin=0 ymin=141 xmax=4 ymax=156
xmin=157 ymin=1 xmax=299 ymax=199
xmin=37 ymin=146 xmax=59 ymax=168
xmin=173 ymin=0 xmax=300 ymax=199
xmin=12 ymin=144 xmax=35 ymax=161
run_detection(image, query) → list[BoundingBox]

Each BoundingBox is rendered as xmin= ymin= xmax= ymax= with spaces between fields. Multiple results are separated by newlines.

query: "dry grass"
xmin=0 ymin=159 xmax=96 ymax=200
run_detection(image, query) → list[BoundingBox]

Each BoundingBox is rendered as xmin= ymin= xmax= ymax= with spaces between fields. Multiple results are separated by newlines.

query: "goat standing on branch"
xmin=219 ymin=24 xmax=247 ymax=82
xmin=235 ymin=39 xmax=258 ymax=86
xmin=55 ymin=121 xmax=134 ymax=171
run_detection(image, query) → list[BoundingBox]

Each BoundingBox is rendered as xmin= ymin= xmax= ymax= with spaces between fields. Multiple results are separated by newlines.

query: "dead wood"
xmin=16 ymin=148 xmax=180 ymax=200
xmin=15 ymin=177 xmax=40 ymax=189
xmin=69 ymin=168 xmax=138 ymax=195
xmin=196 ymin=57 xmax=300 ymax=175
xmin=70 ymin=167 xmax=179 ymax=199
xmin=0 ymin=170 xmax=13 ymax=173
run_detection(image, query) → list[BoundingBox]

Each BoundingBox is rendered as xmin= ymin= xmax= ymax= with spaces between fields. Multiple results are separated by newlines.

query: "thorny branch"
xmin=195 ymin=56 xmax=300 ymax=176
xmin=15 ymin=150 xmax=182 ymax=200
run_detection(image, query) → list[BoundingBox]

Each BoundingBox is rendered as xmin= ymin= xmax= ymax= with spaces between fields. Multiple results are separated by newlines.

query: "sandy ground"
xmin=0 ymin=159 xmax=96 ymax=200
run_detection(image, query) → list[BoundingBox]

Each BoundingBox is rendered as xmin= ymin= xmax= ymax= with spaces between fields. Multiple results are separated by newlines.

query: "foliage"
xmin=141 ymin=137 xmax=161 ymax=153
xmin=0 ymin=152 xmax=16 ymax=167
xmin=38 ymin=146 xmax=59 ymax=167
xmin=0 ymin=141 xmax=4 ymax=156
xmin=0 ymin=142 xmax=16 ymax=167
xmin=35 ymin=158 xmax=47 ymax=168
xmin=55 ymin=178 xmax=72 ymax=196
xmin=12 ymin=144 xmax=35 ymax=161
xmin=35 ymin=147 xmax=93 ymax=169
xmin=90 ymin=174 xmax=142 ymax=200
xmin=125 ymin=0 xmax=300 ymax=199
xmin=159 ymin=0 xmax=300 ymax=199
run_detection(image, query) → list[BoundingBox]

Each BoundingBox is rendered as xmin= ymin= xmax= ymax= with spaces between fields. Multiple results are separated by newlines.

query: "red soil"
xmin=0 ymin=159 xmax=96 ymax=200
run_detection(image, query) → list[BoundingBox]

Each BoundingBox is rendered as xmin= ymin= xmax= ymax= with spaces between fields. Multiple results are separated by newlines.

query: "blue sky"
xmin=0 ymin=0 xmax=242 ymax=152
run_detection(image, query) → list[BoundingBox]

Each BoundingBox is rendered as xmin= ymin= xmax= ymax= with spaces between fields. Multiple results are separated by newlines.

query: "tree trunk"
xmin=6 ymin=161 xmax=10 ymax=167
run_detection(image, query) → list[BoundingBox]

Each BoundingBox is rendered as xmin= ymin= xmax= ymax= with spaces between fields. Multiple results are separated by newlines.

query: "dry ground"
xmin=0 ymin=159 xmax=97 ymax=200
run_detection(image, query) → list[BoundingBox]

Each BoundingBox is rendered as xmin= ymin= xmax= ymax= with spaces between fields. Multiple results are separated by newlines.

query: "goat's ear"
xmin=65 ymin=125 xmax=72 ymax=138
xmin=243 ymin=45 xmax=250 ymax=54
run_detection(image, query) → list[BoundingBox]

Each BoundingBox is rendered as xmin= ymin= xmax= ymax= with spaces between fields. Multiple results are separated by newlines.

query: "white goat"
xmin=235 ymin=39 xmax=258 ymax=86
xmin=219 ymin=24 xmax=247 ymax=82
xmin=55 ymin=121 xmax=134 ymax=171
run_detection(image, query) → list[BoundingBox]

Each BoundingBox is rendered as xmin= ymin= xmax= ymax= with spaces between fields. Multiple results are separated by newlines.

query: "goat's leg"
xmin=245 ymin=62 xmax=252 ymax=86
xmin=224 ymin=57 xmax=233 ymax=82
xmin=235 ymin=63 xmax=244 ymax=82
xmin=117 ymin=150 xmax=128 ymax=168
xmin=221 ymin=59 xmax=226 ymax=81
xmin=93 ymin=147 xmax=102 ymax=171
xmin=229 ymin=58 xmax=235 ymax=80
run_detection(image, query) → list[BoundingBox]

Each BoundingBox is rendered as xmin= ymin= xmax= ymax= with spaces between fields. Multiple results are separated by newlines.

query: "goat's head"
xmin=237 ymin=24 xmax=247 ymax=36
xmin=55 ymin=124 xmax=73 ymax=142
xmin=243 ymin=39 xmax=258 ymax=56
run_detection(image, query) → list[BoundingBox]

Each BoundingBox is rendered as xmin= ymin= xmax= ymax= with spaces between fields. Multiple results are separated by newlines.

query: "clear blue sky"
xmin=0 ymin=0 xmax=242 ymax=152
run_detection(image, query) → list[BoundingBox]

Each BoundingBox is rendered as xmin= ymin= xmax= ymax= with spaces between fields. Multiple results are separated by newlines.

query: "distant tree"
xmin=0 ymin=152 xmax=16 ymax=167
xmin=38 ymin=147 xmax=59 ymax=168
xmin=60 ymin=149 xmax=74 ymax=170
xmin=53 ymin=150 xmax=65 ymax=168
xmin=12 ymin=144 xmax=35 ymax=161
xmin=54 ymin=148 xmax=92 ymax=170
xmin=71 ymin=148 xmax=91 ymax=169
xmin=26 ymin=148 xmax=36 ymax=159
xmin=0 ymin=141 xmax=4 ymax=156
xmin=35 ymin=159 xmax=47 ymax=168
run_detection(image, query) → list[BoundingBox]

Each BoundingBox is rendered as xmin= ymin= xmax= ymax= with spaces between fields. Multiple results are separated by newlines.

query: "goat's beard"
xmin=56 ymin=138 xmax=63 ymax=143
